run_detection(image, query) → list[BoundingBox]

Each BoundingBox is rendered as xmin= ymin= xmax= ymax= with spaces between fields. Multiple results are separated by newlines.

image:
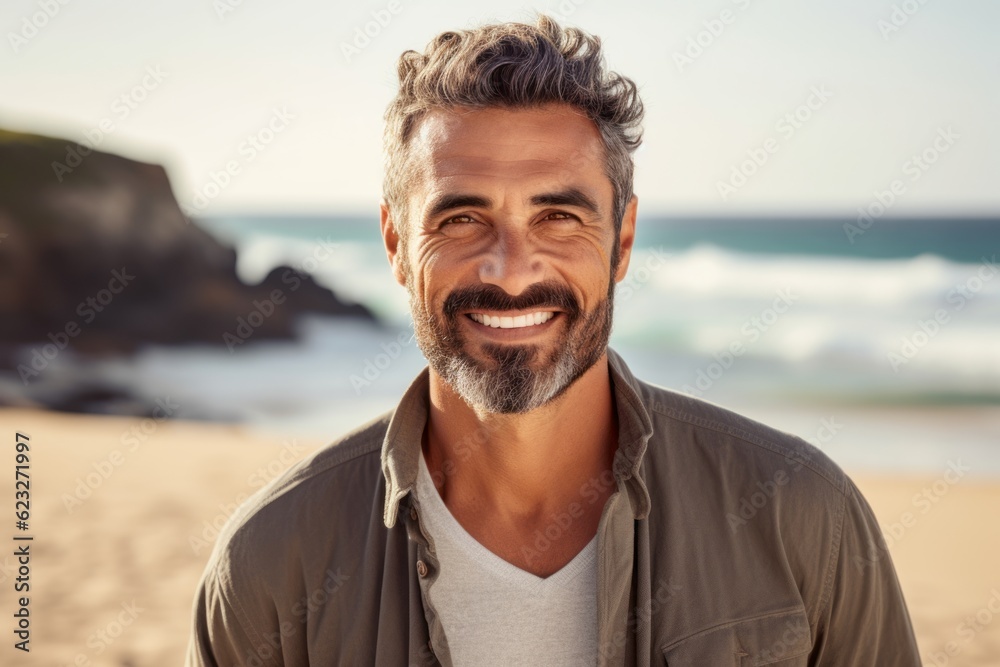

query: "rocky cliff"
xmin=0 ymin=129 xmax=376 ymax=369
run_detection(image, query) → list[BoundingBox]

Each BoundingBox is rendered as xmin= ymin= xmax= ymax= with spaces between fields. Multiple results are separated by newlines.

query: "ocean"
xmin=90 ymin=214 xmax=1000 ymax=474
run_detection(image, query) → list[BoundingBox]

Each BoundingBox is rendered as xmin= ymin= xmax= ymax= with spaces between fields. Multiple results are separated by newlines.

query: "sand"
xmin=0 ymin=407 xmax=997 ymax=666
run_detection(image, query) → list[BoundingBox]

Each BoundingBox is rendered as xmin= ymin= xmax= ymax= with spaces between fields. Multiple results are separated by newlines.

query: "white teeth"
xmin=469 ymin=311 xmax=555 ymax=329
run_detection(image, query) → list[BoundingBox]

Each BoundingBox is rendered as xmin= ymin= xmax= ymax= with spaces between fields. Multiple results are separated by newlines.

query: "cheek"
xmin=545 ymin=242 xmax=614 ymax=291
xmin=541 ymin=229 xmax=615 ymax=267
xmin=415 ymin=238 xmax=484 ymax=283
xmin=411 ymin=253 xmax=465 ymax=314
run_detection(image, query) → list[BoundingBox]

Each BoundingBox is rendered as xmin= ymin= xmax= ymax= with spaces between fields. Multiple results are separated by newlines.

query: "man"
xmin=187 ymin=15 xmax=920 ymax=666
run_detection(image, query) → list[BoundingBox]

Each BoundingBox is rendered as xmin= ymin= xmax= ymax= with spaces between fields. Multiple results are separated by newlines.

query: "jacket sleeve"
xmin=186 ymin=556 xmax=279 ymax=667
xmin=809 ymin=477 xmax=921 ymax=665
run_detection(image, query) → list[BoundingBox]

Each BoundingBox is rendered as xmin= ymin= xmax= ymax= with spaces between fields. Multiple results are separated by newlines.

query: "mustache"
xmin=443 ymin=281 xmax=581 ymax=319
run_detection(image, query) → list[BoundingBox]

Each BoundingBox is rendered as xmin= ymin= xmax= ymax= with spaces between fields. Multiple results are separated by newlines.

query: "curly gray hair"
xmin=382 ymin=14 xmax=644 ymax=271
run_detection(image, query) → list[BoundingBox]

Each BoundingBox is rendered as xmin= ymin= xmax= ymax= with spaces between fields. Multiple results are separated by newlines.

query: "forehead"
xmin=407 ymin=103 xmax=611 ymax=208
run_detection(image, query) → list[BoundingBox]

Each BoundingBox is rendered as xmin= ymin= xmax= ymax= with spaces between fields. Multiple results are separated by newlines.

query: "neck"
xmin=422 ymin=351 xmax=618 ymax=523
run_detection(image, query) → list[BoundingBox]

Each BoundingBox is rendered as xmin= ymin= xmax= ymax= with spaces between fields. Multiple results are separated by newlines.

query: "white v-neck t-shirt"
xmin=415 ymin=450 xmax=599 ymax=666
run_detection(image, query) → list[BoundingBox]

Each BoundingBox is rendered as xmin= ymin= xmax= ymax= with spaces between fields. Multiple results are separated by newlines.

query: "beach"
xmin=1 ymin=406 xmax=997 ymax=665
xmin=2 ymin=0 xmax=997 ymax=661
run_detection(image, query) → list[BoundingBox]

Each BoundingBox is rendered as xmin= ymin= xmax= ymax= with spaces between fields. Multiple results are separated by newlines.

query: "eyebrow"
xmin=425 ymin=193 xmax=492 ymax=220
xmin=530 ymin=188 xmax=600 ymax=215
xmin=424 ymin=187 xmax=601 ymax=221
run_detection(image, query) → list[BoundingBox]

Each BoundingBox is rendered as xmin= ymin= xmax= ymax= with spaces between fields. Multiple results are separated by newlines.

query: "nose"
xmin=477 ymin=230 xmax=545 ymax=298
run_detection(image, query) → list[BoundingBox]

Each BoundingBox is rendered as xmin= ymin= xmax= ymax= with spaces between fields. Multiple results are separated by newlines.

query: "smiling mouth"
xmin=465 ymin=311 xmax=556 ymax=329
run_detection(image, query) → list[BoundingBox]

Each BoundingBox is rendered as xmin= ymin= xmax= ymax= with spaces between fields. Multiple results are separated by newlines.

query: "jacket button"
xmin=409 ymin=507 xmax=418 ymax=521
xmin=416 ymin=560 xmax=428 ymax=577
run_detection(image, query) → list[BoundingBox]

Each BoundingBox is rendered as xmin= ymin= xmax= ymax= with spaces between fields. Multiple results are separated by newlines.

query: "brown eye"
xmin=544 ymin=211 xmax=577 ymax=223
xmin=439 ymin=215 xmax=482 ymax=236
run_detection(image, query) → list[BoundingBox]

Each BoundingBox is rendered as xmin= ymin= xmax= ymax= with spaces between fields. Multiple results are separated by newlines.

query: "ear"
xmin=613 ymin=194 xmax=638 ymax=283
xmin=380 ymin=200 xmax=407 ymax=287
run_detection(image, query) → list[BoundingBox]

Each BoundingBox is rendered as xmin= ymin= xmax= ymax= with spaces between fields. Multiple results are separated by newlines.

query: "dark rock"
xmin=0 ymin=128 xmax=378 ymax=369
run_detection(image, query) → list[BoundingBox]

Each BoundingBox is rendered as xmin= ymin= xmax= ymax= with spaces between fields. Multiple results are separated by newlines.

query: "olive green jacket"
xmin=187 ymin=347 xmax=920 ymax=666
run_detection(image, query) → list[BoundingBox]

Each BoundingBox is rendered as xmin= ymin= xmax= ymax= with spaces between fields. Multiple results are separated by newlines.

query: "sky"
xmin=2 ymin=0 xmax=998 ymax=217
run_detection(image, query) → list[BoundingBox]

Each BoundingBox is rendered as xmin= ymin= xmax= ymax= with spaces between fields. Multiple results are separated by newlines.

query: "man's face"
xmin=382 ymin=102 xmax=635 ymax=414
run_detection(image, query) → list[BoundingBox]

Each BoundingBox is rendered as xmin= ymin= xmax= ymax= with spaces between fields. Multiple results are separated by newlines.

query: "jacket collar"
xmin=381 ymin=346 xmax=654 ymax=528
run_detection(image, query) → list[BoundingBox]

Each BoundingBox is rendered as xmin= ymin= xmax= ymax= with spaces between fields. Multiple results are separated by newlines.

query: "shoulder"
xmin=632 ymin=380 xmax=872 ymax=629
xmin=203 ymin=410 xmax=392 ymax=582
xmin=635 ymin=378 xmax=849 ymax=498
xmin=188 ymin=413 xmax=394 ymax=664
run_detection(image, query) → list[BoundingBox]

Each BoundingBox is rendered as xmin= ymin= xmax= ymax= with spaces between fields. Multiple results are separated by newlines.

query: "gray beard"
xmin=440 ymin=338 xmax=580 ymax=414
xmin=411 ymin=293 xmax=613 ymax=414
